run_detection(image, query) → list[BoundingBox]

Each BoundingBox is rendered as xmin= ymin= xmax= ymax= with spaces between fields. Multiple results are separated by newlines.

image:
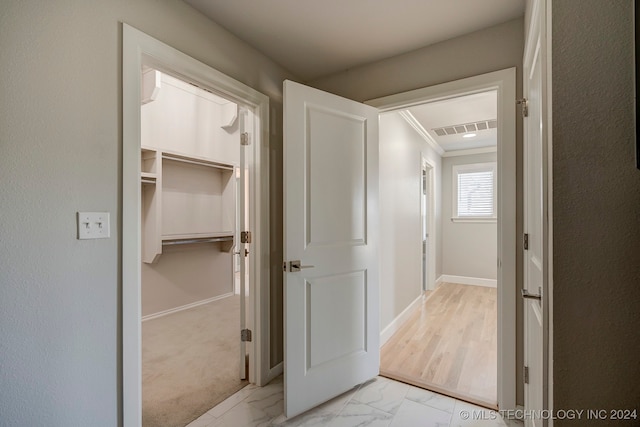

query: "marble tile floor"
xmin=186 ymin=375 xmax=524 ymax=427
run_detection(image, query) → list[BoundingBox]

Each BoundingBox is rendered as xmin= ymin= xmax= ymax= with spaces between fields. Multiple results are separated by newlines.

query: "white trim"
xmin=266 ymin=361 xmax=284 ymax=383
xmin=399 ymin=110 xmax=445 ymax=155
xmin=123 ymin=24 xmax=270 ymax=427
xmin=439 ymin=274 xmax=497 ymax=288
xmin=435 ymin=275 xmax=444 ymax=287
xmin=442 ymin=146 xmax=497 ymax=157
xmin=451 ymin=217 xmax=497 ymax=223
xmin=141 ymin=293 xmax=234 ymax=322
xmin=379 ymin=294 xmax=423 ymax=347
xmin=400 ymin=109 xmax=497 ymax=159
xmin=161 ymin=72 xmax=235 ymax=105
xmin=545 ymin=0 xmax=554 ymax=421
xmin=367 ymin=68 xmax=517 ymax=412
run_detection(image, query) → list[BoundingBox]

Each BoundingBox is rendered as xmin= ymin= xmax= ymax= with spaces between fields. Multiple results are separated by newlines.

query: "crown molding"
xmin=398 ymin=110 xmax=445 ymax=156
xmin=441 ymin=145 xmax=497 ymax=157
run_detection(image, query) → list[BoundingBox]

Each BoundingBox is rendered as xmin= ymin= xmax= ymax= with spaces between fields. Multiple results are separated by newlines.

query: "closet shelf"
xmin=162 ymin=150 xmax=234 ymax=171
xmin=162 ymin=231 xmax=233 ymax=240
xmin=162 ymin=232 xmax=233 ymax=244
xmin=161 ymin=232 xmax=235 ymax=251
xmin=162 ymin=236 xmax=233 ymax=246
xmin=140 ymin=172 xmax=157 ymax=186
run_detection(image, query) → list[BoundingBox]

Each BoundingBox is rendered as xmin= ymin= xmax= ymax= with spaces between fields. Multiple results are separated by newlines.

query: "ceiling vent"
xmin=433 ymin=119 xmax=497 ymax=137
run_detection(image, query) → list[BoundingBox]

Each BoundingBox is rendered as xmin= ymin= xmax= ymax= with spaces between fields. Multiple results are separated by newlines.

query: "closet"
xmin=140 ymin=69 xmax=240 ymax=315
xmin=139 ymin=68 xmax=247 ymax=427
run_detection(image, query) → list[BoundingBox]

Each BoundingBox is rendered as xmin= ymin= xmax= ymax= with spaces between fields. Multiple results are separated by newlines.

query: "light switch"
xmin=77 ymin=212 xmax=110 ymax=239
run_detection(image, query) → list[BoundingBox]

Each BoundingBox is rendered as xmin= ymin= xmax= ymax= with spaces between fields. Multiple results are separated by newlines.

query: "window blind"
xmin=457 ymin=170 xmax=494 ymax=217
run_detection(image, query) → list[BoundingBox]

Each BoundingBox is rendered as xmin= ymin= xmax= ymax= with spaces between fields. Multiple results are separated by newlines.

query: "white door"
xmin=523 ymin=1 xmax=548 ymax=425
xmin=238 ymin=107 xmax=248 ymax=380
xmin=283 ymin=80 xmax=380 ymax=418
xmin=422 ymin=166 xmax=429 ymax=292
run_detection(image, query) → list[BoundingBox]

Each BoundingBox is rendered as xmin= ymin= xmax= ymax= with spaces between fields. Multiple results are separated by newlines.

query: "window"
xmin=452 ymin=162 xmax=496 ymax=221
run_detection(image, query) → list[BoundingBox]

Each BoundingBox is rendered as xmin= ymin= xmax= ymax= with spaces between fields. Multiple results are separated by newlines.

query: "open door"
xmin=283 ymin=80 xmax=380 ymax=418
xmin=421 ymin=162 xmax=429 ymax=292
xmin=523 ymin=0 xmax=548 ymax=425
xmin=238 ymin=107 xmax=248 ymax=380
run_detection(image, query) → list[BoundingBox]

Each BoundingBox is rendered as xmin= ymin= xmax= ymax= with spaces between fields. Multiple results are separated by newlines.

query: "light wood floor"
xmin=380 ymin=282 xmax=497 ymax=409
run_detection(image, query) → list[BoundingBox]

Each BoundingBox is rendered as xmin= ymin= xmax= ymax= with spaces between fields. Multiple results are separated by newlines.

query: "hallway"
xmin=381 ymin=283 xmax=497 ymax=408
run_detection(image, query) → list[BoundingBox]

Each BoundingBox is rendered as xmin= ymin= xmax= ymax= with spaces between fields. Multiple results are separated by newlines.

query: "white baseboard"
xmin=380 ymin=294 xmax=423 ymax=347
xmin=142 ymin=292 xmax=234 ymax=322
xmin=439 ymin=274 xmax=497 ymax=288
xmin=266 ymin=361 xmax=283 ymax=384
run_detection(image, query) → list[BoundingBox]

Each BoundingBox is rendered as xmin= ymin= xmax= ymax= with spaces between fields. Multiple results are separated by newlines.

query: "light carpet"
xmin=142 ymin=295 xmax=247 ymax=427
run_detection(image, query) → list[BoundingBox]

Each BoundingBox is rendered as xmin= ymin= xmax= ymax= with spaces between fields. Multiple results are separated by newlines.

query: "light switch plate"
xmin=77 ymin=212 xmax=110 ymax=239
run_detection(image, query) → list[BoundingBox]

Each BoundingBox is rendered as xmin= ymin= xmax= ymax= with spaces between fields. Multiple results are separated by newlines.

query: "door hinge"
xmin=524 ymin=366 xmax=529 ymax=384
xmin=523 ymin=233 xmax=529 ymax=251
xmin=517 ymin=98 xmax=529 ymax=118
xmin=241 ymin=231 xmax=252 ymax=244
xmin=241 ymin=329 xmax=252 ymax=342
xmin=241 ymin=132 xmax=250 ymax=146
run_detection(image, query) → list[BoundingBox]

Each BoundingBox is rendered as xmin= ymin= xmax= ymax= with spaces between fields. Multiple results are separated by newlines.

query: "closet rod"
xmin=162 ymin=154 xmax=234 ymax=171
xmin=162 ymin=236 xmax=234 ymax=246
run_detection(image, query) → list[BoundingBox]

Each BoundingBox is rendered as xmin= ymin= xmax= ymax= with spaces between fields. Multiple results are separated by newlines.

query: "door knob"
xmin=287 ymin=260 xmax=315 ymax=272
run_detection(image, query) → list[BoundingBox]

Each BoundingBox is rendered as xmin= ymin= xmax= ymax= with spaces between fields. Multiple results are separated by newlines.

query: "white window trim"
xmin=452 ymin=161 xmax=497 ymax=222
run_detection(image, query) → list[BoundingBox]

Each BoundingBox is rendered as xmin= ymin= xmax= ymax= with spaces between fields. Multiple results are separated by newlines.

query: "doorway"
xmin=378 ymin=89 xmax=499 ymax=408
xmin=122 ymin=25 xmax=271 ymax=427
xmin=138 ymin=68 xmax=252 ymax=426
xmin=369 ymin=68 xmax=516 ymax=411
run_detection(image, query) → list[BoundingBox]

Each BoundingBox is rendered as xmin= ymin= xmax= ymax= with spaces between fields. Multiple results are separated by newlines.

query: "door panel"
xmin=306 ymin=106 xmax=367 ymax=246
xmin=308 ymin=271 xmax=366 ymax=368
xmin=523 ymin=1 xmax=547 ymax=425
xmin=526 ymin=302 xmax=543 ymax=427
xmin=284 ymin=80 xmax=379 ymax=418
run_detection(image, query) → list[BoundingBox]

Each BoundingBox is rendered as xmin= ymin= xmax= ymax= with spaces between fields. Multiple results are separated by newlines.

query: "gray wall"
xmin=0 ymin=1 xmax=294 ymax=425
xmin=550 ymin=0 xmax=640 ymax=419
xmin=308 ymin=18 xmax=524 ymax=103
xmin=442 ymin=153 xmax=498 ymax=281
xmin=379 ymin=112 xmax=442 ymax=330
xmin=309 ymin=17 xmax=525 ymax=404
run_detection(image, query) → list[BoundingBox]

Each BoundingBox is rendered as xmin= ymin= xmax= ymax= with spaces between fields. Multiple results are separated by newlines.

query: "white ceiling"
xmin=184 ymin=0 xmax=525 ymax=81
xmin=406 ymin=90 xmax=497 ymax=153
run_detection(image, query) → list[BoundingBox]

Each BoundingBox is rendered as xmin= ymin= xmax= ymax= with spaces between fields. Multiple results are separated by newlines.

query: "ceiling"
xmin=184 ymin=0 xmax=525 ymax=81
xmin=405 ymin=90 xmax=497 ymax=153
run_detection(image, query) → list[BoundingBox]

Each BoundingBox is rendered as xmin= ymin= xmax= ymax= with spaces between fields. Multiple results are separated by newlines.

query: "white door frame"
xmin=122 ymin=24 xmax=271 ymax=427
xmin=368 ymin=68 xmax=517 ymax=411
